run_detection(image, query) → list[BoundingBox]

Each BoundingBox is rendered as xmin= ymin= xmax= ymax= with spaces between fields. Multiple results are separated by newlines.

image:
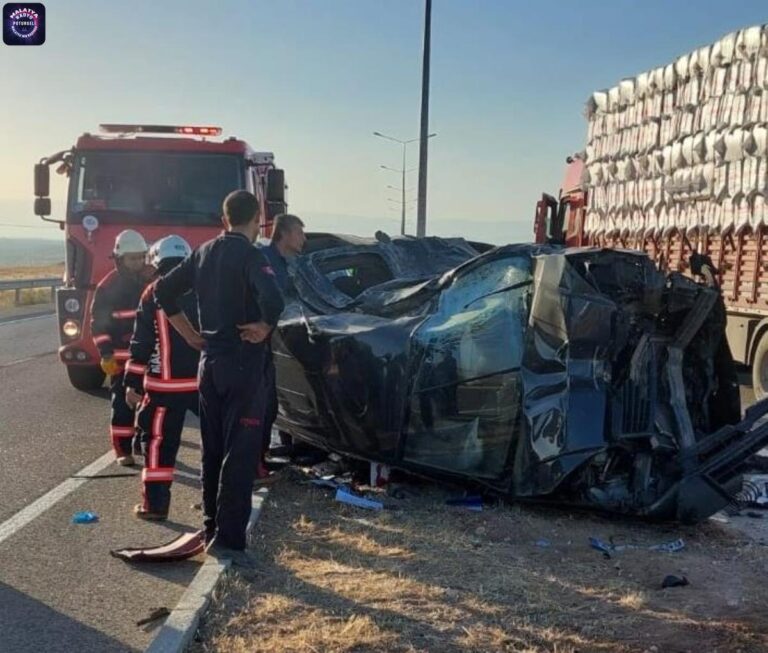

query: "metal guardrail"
xmin=0 ymin=277 xmax=63 ymax=305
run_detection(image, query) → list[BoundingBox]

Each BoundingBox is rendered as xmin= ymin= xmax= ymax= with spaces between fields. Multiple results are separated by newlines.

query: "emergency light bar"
xmin=99 ymin=124 xmax=223 ymax=136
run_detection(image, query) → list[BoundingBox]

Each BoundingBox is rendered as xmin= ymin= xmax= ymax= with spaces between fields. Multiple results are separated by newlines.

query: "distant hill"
xmin=0 ymin=239 xmax=65 ymax=268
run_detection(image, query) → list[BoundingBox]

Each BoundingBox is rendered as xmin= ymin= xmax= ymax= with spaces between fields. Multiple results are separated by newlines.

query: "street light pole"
xmin=416 ymin=0 xmax=432 ymax=237
xmin=401 ymin=144 xmax=406 ymax=236
xmin=374 ymin=131 xmax=436 ymax=236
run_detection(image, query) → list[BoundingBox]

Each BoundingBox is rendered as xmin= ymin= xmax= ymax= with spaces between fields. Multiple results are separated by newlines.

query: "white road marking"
xmin=0 ymin=451 xmax=115 ymax=545
xmin=145 ymin=489 xmax=269 ymax=653
xmin=0 ymin=351 xmax=57 ymax=370
xmin=0 ymin=312 xmax=55 ymax=326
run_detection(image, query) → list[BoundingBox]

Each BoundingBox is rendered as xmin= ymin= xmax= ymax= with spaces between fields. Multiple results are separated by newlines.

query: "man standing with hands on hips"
xmin=155 ymin=190 xmax=284 ymax=566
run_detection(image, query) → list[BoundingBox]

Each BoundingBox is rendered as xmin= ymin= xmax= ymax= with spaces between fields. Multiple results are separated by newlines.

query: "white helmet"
xmin=113 ymin=229 xmax=148 ymax=257
xmin=148 ymin=235 xmax=192 ymax=268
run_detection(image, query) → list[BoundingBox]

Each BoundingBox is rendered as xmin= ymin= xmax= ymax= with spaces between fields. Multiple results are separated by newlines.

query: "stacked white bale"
xmin=583 ymin=24 xmax=768 ymax=240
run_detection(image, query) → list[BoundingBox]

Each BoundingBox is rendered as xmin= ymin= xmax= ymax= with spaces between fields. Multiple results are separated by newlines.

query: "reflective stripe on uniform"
xmin=93 ymin=334 xmax=111 ymax=345
xmin=111 ymin=310 xmax=137 ymax=319
xmin=144 ymin=377 xmax=198 ymax=393
xmin=113 ymin=350 xmax=131 ymax=361
xmin=156 ymin=310 xmax=171 ymax=381
xmin=141 ymin=467 xmax=175 ymax=483
xmin=110 ymin=426 xmax=134 ymax=438
xmin=149 ymin=407 xmax=167 ymax=469
xmin=125 ymin=361 xmax=147 ymax=375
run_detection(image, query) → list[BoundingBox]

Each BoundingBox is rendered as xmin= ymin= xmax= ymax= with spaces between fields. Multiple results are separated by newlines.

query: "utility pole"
xmin=416 ymin=0 xmax=432 ymax=237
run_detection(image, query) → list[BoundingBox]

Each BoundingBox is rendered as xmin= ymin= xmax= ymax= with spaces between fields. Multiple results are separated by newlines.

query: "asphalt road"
xmin=0 ymin=314 xmax=208 ymax=652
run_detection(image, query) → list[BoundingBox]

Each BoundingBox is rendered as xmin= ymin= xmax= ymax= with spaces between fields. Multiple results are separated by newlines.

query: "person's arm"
xmin=248 ymin=250 xmax=285 ymax=327
xmin=155 ymin=254 xmax=204 ymax=350
xmin=238 ymin=250 xmax=285 ymax=343
xmin=124 ymin=287 xmax=156 ymax=404
xmin=90 ymin=279 xmax=123 ymax=375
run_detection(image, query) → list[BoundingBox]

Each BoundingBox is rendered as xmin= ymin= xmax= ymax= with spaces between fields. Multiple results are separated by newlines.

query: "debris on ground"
xmin=136 ymin=607 xmax=171 ymax=628
xmin=191 ymin=474 xmax=768 ymax=653
xmin=661 ymin=575 xmax=690 ymax=589
xmin=335 ymin=487 xmax=384 ymax=511
xmin=110 ymin=530 xmax=205 ymax=563
xmin=590 ymin=536 xmax=686 ymax=559
xmin=71 ymin=511 xmax=99 ymax=524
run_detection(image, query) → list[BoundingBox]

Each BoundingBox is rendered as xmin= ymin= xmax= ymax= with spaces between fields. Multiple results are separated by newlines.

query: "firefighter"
xmin=91 ymin=229 xmax=148 ymax=466
xmin=124 ymin=235 xmax=199 ymax=521
xmin=258 ymin=213 xmax=306 ymax=463
xmin=155 ymin=190 xmax=284 ymax=566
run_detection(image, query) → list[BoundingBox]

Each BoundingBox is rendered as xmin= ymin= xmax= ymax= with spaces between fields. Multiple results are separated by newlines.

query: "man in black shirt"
xmin=155 ymin=191 xmax=284 ymax=564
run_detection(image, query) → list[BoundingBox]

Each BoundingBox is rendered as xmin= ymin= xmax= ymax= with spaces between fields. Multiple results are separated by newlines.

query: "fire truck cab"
xmin=33 ymin=124 xmax=287 ymax=390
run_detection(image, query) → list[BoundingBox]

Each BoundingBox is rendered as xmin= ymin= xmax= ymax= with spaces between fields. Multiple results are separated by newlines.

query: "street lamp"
xmin=417 ymin=0 xmax=433 ymax=237
xmin=374 ymin=131 xmax=436 ymax=235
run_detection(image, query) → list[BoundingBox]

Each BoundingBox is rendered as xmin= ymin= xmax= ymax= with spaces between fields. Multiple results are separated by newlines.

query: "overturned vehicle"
xmin=271 ymin=233 xmax=768 ymax=523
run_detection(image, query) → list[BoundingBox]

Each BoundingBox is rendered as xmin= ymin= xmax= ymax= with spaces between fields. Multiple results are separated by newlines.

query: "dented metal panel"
xmin=273 ymin=233 xmax=768 ymax=523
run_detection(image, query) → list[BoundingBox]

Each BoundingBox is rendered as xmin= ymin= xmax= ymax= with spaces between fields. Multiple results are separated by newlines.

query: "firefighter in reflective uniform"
xmin=91 ymin=229 xmax=148 ymax=465
xmin=124 ymin=236 xmax=200 ymax=521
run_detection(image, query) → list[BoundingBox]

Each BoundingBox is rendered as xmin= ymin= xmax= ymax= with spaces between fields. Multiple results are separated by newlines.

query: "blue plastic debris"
xmin=335 ymin=487 xmax=384 ymax=511
xmin=589 ymin=537 xmax=614 ymax=558
xmin=446 ymin=495 xmax=483 ymax=512
xmin=535 ymin=539 xmax=551 ymax=548
xmin=649 ymin=538 xmax=685 ymax=553
xmin=72 ymin=511 xmax=99 ymax=524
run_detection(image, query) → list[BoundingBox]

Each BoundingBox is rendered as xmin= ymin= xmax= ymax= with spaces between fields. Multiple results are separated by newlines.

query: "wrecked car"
xmin=271 ymin=233 xmax=768 ymax=523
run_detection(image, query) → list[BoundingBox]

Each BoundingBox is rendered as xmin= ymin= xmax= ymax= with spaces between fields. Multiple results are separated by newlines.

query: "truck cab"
xmin=33 ymin=124 xmax=287 ymax=390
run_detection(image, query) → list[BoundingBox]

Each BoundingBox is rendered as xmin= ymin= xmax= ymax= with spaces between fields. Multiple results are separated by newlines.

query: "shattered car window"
xmin=404 ymin=256 xmax=531 ymax=478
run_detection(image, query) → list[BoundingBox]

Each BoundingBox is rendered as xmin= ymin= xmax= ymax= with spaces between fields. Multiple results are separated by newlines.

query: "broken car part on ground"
xmin=271 ymin=233 xmax=768 ymax=523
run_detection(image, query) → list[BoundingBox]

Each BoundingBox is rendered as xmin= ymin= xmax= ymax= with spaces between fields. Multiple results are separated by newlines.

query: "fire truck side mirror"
xmin=34 ymin=163 xmax=50 ymax=197
xmin=34 ymin=197 xmax=52 ymax=217
xmin=266 ymin=169 xmax=285 ymax=203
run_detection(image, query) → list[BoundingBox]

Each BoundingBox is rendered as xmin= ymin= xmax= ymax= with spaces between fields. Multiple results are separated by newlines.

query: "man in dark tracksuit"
xmin=259 ymin=213 xmax=306 ymax=462
xmin=156 ymin=190 xmax=284 ymax=563
xmin=91 ymin=229 xmax=148 ymax=465
xmin=124 ymin=236 xmax=199 ymax=521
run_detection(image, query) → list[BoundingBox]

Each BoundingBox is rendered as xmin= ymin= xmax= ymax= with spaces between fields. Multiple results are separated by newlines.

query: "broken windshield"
xmin=403 ymin=255 xmax=532 ymax=479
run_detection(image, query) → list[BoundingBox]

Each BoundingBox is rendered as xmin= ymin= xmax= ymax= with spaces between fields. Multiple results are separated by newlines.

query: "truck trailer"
xmin=535 ymin=24 xmax=768 ymax=398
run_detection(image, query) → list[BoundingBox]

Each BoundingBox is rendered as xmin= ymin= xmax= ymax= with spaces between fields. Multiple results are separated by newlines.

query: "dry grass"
xmin=0 ymin=263 xmax=64 ymax=309
xmin=192 ymin=471 xmax=768 ymax=653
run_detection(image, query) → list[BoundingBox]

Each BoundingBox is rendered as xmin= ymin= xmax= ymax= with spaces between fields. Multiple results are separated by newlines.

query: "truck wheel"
xmin=66 ymin=365 xmax=106 ymax=391
xmin=752 ymin=333 xmax=768 ymax=400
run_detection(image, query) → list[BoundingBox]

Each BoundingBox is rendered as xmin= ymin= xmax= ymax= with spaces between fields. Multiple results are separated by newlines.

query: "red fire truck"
xmin=33 ymin=124 xmax=286 ymax=390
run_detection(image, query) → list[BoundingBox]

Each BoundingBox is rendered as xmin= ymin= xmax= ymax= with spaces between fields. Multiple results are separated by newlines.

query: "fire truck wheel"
xmin=752 ymin=332 xmax=768 ymax=401
xmin=66 ymin=365 xmax=106 ymax=391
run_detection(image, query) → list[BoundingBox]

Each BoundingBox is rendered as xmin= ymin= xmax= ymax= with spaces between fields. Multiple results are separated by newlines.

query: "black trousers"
xmin=110 ymin=374 xmax=135 ymax=457
xmin=199 ymin=345 xmax=268 ymax=550
xmin=136 ymin=392 xmax=198 ymax=514
xmin=260 ymin=354 xmax=279 ymax=457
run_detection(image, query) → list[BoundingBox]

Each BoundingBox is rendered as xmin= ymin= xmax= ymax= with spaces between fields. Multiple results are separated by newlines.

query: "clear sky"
xmin=0 ymin=0 xmax=766 ymax=244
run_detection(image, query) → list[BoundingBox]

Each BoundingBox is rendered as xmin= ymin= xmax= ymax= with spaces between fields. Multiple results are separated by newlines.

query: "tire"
xmin=66 ymin=365 xmax=106 ymax=391
xmin=752 ymin=332 xmax=768 ymax=401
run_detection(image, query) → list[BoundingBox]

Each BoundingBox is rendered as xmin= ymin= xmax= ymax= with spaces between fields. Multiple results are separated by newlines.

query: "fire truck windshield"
xmin=67 ymin=151 xmax=244 ymax=225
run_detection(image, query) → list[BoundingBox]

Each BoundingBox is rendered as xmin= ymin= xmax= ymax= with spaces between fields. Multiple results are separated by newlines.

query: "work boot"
xmin=133 ymin=504 xmax=168 ymax=521
xmin=117 ymin=454 xmax=135 ymax=467
xmin=205 ymin=540 xmax=257 ymax=570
